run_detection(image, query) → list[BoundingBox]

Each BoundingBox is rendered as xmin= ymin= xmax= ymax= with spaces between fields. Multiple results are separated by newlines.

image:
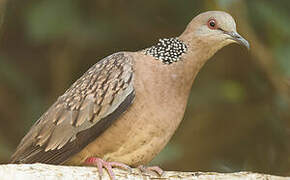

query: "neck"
xmin=176 ymin=32 xmax=223 ymax=86
xmin=142 ymin=34 xmax=221 ymax=95
xmin=144 ymin=37 xmax=187 ymax=64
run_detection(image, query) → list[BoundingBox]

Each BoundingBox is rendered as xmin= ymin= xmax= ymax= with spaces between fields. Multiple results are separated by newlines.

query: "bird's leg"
xmin=137 ymin=165 xmax=164 ymax=176
xmin=85 ymin=157 xmax=131 ymax=180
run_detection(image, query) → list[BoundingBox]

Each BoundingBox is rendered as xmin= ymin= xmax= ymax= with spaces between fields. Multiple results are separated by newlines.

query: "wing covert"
xmin=11 ymin=52 xmax=135 ymax=164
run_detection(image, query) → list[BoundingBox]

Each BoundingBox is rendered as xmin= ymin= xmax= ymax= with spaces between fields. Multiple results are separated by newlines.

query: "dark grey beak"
xmin=226 ymin=31 xmax=250 ymax=50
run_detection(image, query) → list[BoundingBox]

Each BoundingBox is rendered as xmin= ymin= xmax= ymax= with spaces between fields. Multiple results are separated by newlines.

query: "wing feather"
xmin=11 ymin=52 xmax=135 ymax=164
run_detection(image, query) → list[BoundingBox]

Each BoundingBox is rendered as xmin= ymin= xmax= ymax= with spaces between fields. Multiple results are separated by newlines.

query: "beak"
xmin=226 ymin=31 xmax=250 ymax=50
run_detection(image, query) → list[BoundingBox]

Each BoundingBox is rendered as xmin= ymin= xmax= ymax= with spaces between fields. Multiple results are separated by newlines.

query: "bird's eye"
xmin=207 ymin=19 xmax=217 ymax=30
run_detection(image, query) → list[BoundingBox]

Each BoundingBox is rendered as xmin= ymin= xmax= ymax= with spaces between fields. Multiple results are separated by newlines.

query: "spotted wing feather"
xmin=11 ymin=52 xmax=135 ymax=164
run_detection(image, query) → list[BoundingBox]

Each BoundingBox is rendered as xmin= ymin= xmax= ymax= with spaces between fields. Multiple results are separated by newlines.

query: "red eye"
xmin=207 ymin=19 xmax=217 ymax=29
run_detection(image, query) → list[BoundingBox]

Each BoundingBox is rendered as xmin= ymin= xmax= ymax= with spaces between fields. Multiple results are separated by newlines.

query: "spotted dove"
xmin=11 ymin=10 xmax=249 ymax=175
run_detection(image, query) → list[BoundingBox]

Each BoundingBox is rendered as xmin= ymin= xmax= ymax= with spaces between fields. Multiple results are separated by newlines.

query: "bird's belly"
xmin=65 ymin=93 xmax=185 ymax=167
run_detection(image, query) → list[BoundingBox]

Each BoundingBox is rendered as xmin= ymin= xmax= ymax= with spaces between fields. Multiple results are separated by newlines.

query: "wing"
xmin=11 ymin=52 xmax=135 ymax=164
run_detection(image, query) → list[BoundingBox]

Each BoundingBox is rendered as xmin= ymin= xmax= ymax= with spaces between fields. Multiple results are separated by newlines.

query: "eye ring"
xmin=207 ymin=19 xmax=217 ymax=30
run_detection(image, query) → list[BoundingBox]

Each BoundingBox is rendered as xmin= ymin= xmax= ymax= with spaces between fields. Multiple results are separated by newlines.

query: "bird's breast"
xmin=65 ymin=53 xmax=191 ymax=166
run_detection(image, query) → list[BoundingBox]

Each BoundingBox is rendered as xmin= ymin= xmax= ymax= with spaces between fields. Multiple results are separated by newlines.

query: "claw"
xmin=137 ymin=165 xmax=164 ymax=176
xmin=85 ymin=157 xmax=132 ymax=180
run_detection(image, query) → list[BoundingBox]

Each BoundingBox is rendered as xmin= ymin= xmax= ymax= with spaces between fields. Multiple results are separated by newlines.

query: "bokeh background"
xmin=0 ymin=0 xmax=289 ymax=176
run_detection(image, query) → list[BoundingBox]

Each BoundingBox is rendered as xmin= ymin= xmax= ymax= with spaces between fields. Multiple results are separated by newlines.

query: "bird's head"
xmin=181 ymin=11 xmax=249 ymax=53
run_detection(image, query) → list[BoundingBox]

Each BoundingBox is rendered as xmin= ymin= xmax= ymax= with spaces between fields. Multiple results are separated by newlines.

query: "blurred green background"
xmin=0 ymin=0 xmax=289 ymax=176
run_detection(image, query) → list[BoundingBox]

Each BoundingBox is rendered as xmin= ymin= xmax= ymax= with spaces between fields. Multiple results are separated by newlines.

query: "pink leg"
xmin=137 ymin=165 xmax=164 ymax=176
xmin=85 ymin=157 xmax=131 ymax=180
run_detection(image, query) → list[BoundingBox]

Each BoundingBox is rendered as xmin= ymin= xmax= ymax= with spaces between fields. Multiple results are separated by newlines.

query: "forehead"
xmin=197 ymin=11 xmax=236 ymax=30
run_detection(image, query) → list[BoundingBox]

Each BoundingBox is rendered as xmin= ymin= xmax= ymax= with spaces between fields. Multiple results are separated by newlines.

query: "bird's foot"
xmin=85 ymin=157 xmax=131 ymax=180
xmin=137 ymin=165 xmax=164 ymax=176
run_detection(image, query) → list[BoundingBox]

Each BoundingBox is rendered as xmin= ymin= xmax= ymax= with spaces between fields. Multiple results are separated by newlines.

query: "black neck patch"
xmin=144 ymin=38 xmax=187 ymax=64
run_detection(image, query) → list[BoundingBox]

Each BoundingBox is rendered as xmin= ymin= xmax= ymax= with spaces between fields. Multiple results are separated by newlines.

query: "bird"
xmin=11 ymin=11 xmax=249 ymax=179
